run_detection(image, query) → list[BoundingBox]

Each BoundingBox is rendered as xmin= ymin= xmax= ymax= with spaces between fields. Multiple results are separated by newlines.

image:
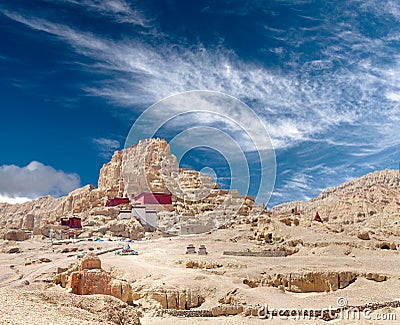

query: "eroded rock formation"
xmin=131 ymin=286 xmax=205 ymax=310
xmin=243 ymin=270 xmax=389 ymax=293
xmin=1 ymin=138 xmax=266 ymax=234
xmin=3 ymin=229 xmax=28 ymax=241
xmin=273 ymin=170 xmax=400 ymax=226
xmin=57 ymin=253 xmax=133 ymax=303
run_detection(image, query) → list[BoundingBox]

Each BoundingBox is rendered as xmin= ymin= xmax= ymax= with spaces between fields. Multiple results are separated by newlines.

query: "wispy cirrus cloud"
xmin=358 ymin=0 xmax=400 ymax=21
xmin=92 ymin=137 xmax=120 ymax=159
xmin=42 ymin=0 xmax=151 ymax=27
xmin=2 ymin=0 xmax=400 ymax=207
xmin=1 ymin=0 xmax=399 ymax=156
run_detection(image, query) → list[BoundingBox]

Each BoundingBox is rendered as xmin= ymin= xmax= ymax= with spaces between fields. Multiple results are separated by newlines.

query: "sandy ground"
xmin=1 ymin=221 xmax=399 ymax=324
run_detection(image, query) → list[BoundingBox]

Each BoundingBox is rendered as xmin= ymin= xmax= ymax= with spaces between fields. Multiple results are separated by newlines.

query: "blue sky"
xmin=0 ymin=0 xmax=399 ymax=206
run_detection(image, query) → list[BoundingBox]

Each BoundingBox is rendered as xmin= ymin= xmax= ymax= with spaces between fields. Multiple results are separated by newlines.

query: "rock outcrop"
xmin=1 ymin=138 xmax=266 ymax=234
xmin=0 ymin=185 xmax=108 ymax=231
xmin=22 ymin=214 xmax=35 ymax=230
xmin=132 ymin=286 xmax=205 ymax=310
xmin=98 ymin=150 xmax=126 ymax=197
xmin=2 ymin=139 xmax=399 ymax=238
xmin=56 ymin=253 xmax=133 ymax=303
xmin=3 ymin=229 xmax=28 ymax=241
xmin=0 ymin=289 xmax=142 ymax=325
xmin=243 ymin=271 xmax=358 ymax=292
xmin=243 ymin=270 xmax=389 ymax=293
xmin=273 ymin=170 xmax=400 ymax=225
xmin=211 ymin=305 xmax=244 ymax=316
xmin=108 ymin=218 xmax=145 ymax=239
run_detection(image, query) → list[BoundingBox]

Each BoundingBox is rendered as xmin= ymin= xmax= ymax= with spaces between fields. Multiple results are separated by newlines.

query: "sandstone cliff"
xmin=0 ymin=138 xmax=263 ymax=236
xmin=0 ymin=139 xmax=400 ymax=237
xmin=97 ymin=138 xmax=264 ymax=231
xmin=273 ymin=169 xmax=400 ymax=231
xmin=0 ymin=185 xmax=108 ymax=230
xmin=4 ymin=138 xmax=398 ymax=237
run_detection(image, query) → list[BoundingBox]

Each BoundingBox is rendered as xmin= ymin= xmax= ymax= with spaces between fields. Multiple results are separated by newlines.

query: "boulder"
xmin=39 ymin=257 xmax=52 ymax=263
xmin=7 ymin=247 xmax=21 ymax=254
xmin=3 ymin=229 xmax=28 ymax=241
xmin=357 ymin=231 xmax=370 ymax=240
xmin=365 ymin=273 xmax=387 ymax=282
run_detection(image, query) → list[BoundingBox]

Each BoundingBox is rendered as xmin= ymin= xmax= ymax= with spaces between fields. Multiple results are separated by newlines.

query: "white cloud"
xmin=386 ymin=91 xmax=400 ymax=105
xmin=0 ymin=195 xmax=32 ymax=204
xmin=42 ymin=0 xmax=151 ymax=27
xmin=93 ymin=137 xmax=120 ymax=159
xmin=358 ymin=0 xmax=400 ymax=21
xmin=0 ymin=161 xmax=80 ymax=199
xmin=72 ymin=0 xmax=150 ymax=26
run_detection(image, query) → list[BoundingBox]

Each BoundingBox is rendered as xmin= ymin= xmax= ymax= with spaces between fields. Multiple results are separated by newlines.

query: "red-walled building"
xmin=134 ymin=192 xmax=172 ymax=205
xmin=106 ymin=197 xmax=130 ymax=207
xmin=60 ymin=216 xmax=82 ymax=229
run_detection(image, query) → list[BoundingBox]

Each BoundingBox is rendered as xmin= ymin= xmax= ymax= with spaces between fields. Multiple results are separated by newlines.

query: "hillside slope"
xmin=273 ymin=169 xmax=400 ymax=226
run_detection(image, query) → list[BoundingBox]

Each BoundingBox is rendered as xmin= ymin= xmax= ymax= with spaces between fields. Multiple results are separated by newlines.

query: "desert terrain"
xmin=1 ymin=219 xmax=400 ymax=324
xmin=0 ymin=138 xmax=399 ymax=324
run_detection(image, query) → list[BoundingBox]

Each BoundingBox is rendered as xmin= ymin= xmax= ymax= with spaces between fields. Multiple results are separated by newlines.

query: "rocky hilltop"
xmin=0 ymin=138 xmax=261 ymax=237
xmin=98 ymin=138 xmax=172 ymax=197
xmin=2 ymin=141 xmax=400 ymax=324
xmin=273 ymin=169 xmax=400 ymax=234
xmin=98 ymin=138 xmax=260 ymax=231
xmin=1 ymin=137 xmax=399 ymax=239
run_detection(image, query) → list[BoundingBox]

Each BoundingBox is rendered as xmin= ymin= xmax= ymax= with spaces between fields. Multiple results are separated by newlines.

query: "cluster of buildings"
xmin=59 ymin=191 xmax=216 ymax=236
xmin=113 ymin=192 xmax=173 ymax=230
xmin=57 ymin=192 xmax=171 ymax=237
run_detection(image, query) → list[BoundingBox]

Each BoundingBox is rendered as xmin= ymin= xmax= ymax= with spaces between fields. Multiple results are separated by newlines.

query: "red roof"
xmin=106 ymin=197 xmax=130 ymax=207
xmin=134 ymin=192 xmax=172 ymax=205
